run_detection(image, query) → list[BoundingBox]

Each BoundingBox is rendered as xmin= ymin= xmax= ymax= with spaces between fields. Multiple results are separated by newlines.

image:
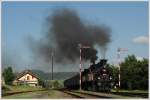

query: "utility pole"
xmin=117 ymin=49 xmax=121 ymax=89
xmin=79 ymin=47 xmax=82 ymax=91
xmin=117 ymin=48 xmax=128 ymax=90
xmin=51 ymin=51 xmax=54 ymax=80
xmin=78 ymin=44 xmax=90 ymax=91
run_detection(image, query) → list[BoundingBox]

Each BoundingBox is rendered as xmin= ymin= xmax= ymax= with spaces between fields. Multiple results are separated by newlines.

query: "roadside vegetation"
xmin=2 ymin=85 xmax=45 ymax=96
xmin=2 ymin=67 xmax=15 ymax=85
xmin=42 ymin=80 xmax=64 ymax=89
xmin=110 ymin=55 xmax=148 ymax=91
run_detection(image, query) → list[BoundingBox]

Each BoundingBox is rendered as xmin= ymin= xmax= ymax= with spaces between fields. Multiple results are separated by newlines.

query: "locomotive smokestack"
xmin=92 ymin=60 xmax=95 ymax=64
xmin=100 ymin=59 xmax=107 ymax=66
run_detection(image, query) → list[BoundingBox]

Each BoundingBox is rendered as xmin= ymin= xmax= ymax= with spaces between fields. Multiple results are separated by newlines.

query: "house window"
xmin=27 ymin=76 xmax=30 ymax=80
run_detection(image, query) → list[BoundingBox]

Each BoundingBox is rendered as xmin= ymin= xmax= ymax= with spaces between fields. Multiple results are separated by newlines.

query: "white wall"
xmin=18 ymin=73 xmax=38 ymax=82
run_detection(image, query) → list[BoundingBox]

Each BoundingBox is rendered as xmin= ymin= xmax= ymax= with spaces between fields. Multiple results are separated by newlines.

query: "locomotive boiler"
xmin=64 ymin=59 xmax=112 ymax=92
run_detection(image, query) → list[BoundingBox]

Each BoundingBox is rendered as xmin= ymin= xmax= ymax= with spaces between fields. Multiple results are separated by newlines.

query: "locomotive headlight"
xmin=110 ymin=77 xmax=112 ymax=80
xmin=97 ymin=77 xmax=100 ymax=79
xmin=103 ymin=69 xmax=106 ymax=72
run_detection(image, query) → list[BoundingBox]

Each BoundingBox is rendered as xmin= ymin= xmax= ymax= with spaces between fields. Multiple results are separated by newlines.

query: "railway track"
xmin=73 ymin=90 xmax=146 ymax=98
xmin=62 ymin=91 xmax=84 ymax=98
xmin=74 ymin=91 xmax=112 ymax=98
xmin=59 ymin=88 xmax=132 ymax=98
xmin=61 ymin=90 xmax=109 ymax=98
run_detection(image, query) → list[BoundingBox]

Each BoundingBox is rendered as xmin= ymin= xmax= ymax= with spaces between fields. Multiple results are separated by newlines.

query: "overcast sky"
xmin=2 ymin=1 xmax=149 ymax=72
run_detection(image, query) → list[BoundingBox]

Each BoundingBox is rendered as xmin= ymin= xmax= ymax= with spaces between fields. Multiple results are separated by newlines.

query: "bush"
xmin=2 ymin=85 xmax=10 ymax=91
xmin=3 ymin=67 xmax=15 ymax=85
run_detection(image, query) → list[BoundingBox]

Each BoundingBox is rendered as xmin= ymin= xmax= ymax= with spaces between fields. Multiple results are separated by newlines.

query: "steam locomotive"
xmin=64 ymin=59 xmax=112 ymax=92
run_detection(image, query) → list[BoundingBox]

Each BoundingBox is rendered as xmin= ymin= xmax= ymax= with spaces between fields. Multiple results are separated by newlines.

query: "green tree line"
xmin=110 ymin=55 xmax=148 ymax=90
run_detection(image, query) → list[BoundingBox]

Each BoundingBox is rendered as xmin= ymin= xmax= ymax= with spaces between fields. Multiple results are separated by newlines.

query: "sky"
xmin=2 ymin=1 xmax=149 ymax=72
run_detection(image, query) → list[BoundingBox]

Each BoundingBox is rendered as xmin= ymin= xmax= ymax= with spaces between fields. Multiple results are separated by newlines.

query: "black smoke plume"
xmin=29 ymin=8 xmax=111 ymax=63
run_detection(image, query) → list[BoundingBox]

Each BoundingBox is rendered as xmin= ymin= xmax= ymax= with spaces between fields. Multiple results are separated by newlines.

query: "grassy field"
xmin=3 ymin=91 xmax=48 ymax=99
xmin=2 ymin=85 xmax=45 ymax=96
xmin=75 ymin=89 xmax=148 ymax=98
xmin=111 ymin=89 xmax=148 ymax=93
xmin=3 ymin=89 xmax=74 ymax=99
xmin=110 ymin=89 xmax=148 ymax=98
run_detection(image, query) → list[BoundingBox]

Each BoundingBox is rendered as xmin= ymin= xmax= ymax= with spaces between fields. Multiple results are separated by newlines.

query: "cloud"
xmin=133 ymin=36 xmax=149 ymax=44
xmin=136 ymin=56 xmax=143 ymax=61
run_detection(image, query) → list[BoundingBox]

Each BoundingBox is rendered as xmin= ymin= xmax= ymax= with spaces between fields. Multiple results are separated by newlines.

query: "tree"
xmin=120 ymin=55 xmax=148 ymax=90
xmin=3 ymin=67 xmax=15 ymax=85
xmin=53 ymin=80 xmax=59 ymax=88
xmin=109 ymin=65 xmax=119 ymax=87
xmin=38 ymin=79 xmax=46 ymax=88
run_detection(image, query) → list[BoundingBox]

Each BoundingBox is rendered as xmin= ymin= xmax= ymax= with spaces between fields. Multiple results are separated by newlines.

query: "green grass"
xmin=2 ymin=84 xmax=45 ymax=97
xmin=75 ymin=90 xmax=128 ymax=98
xmin=3 ymin=90 xmax=66 ymax=99
xmin=111 ymin=89 xmax=148 ymax=93
xmin=2 ymin=85 xmax=10 ymax=91
xmin=75 ymin=89 xmax=148 ymax=98
xmin=3 ymin=91 xmax=48 ymax=99
xmin=4 ymin=85 xmax=43 ymax=92
xmin=3 ymin=90 xmax=72 ymax=99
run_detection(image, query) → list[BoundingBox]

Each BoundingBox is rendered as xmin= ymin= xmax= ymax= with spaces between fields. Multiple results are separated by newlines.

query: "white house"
xmin=13 ymin=70 xmax=40 ymax=86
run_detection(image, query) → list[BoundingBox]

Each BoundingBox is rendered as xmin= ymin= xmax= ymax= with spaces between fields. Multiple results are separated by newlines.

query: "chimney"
xmin=100 ymin=59 xmax=107 ymax=66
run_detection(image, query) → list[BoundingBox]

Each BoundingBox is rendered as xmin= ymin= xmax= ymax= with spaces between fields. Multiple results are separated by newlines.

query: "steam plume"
xmin=29 ymin=8 xmax=111 ymax=63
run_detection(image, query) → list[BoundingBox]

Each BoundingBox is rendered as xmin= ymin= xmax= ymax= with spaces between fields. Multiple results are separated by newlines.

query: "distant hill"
xmin=31 ymin=70 xmax=78 ymax=80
